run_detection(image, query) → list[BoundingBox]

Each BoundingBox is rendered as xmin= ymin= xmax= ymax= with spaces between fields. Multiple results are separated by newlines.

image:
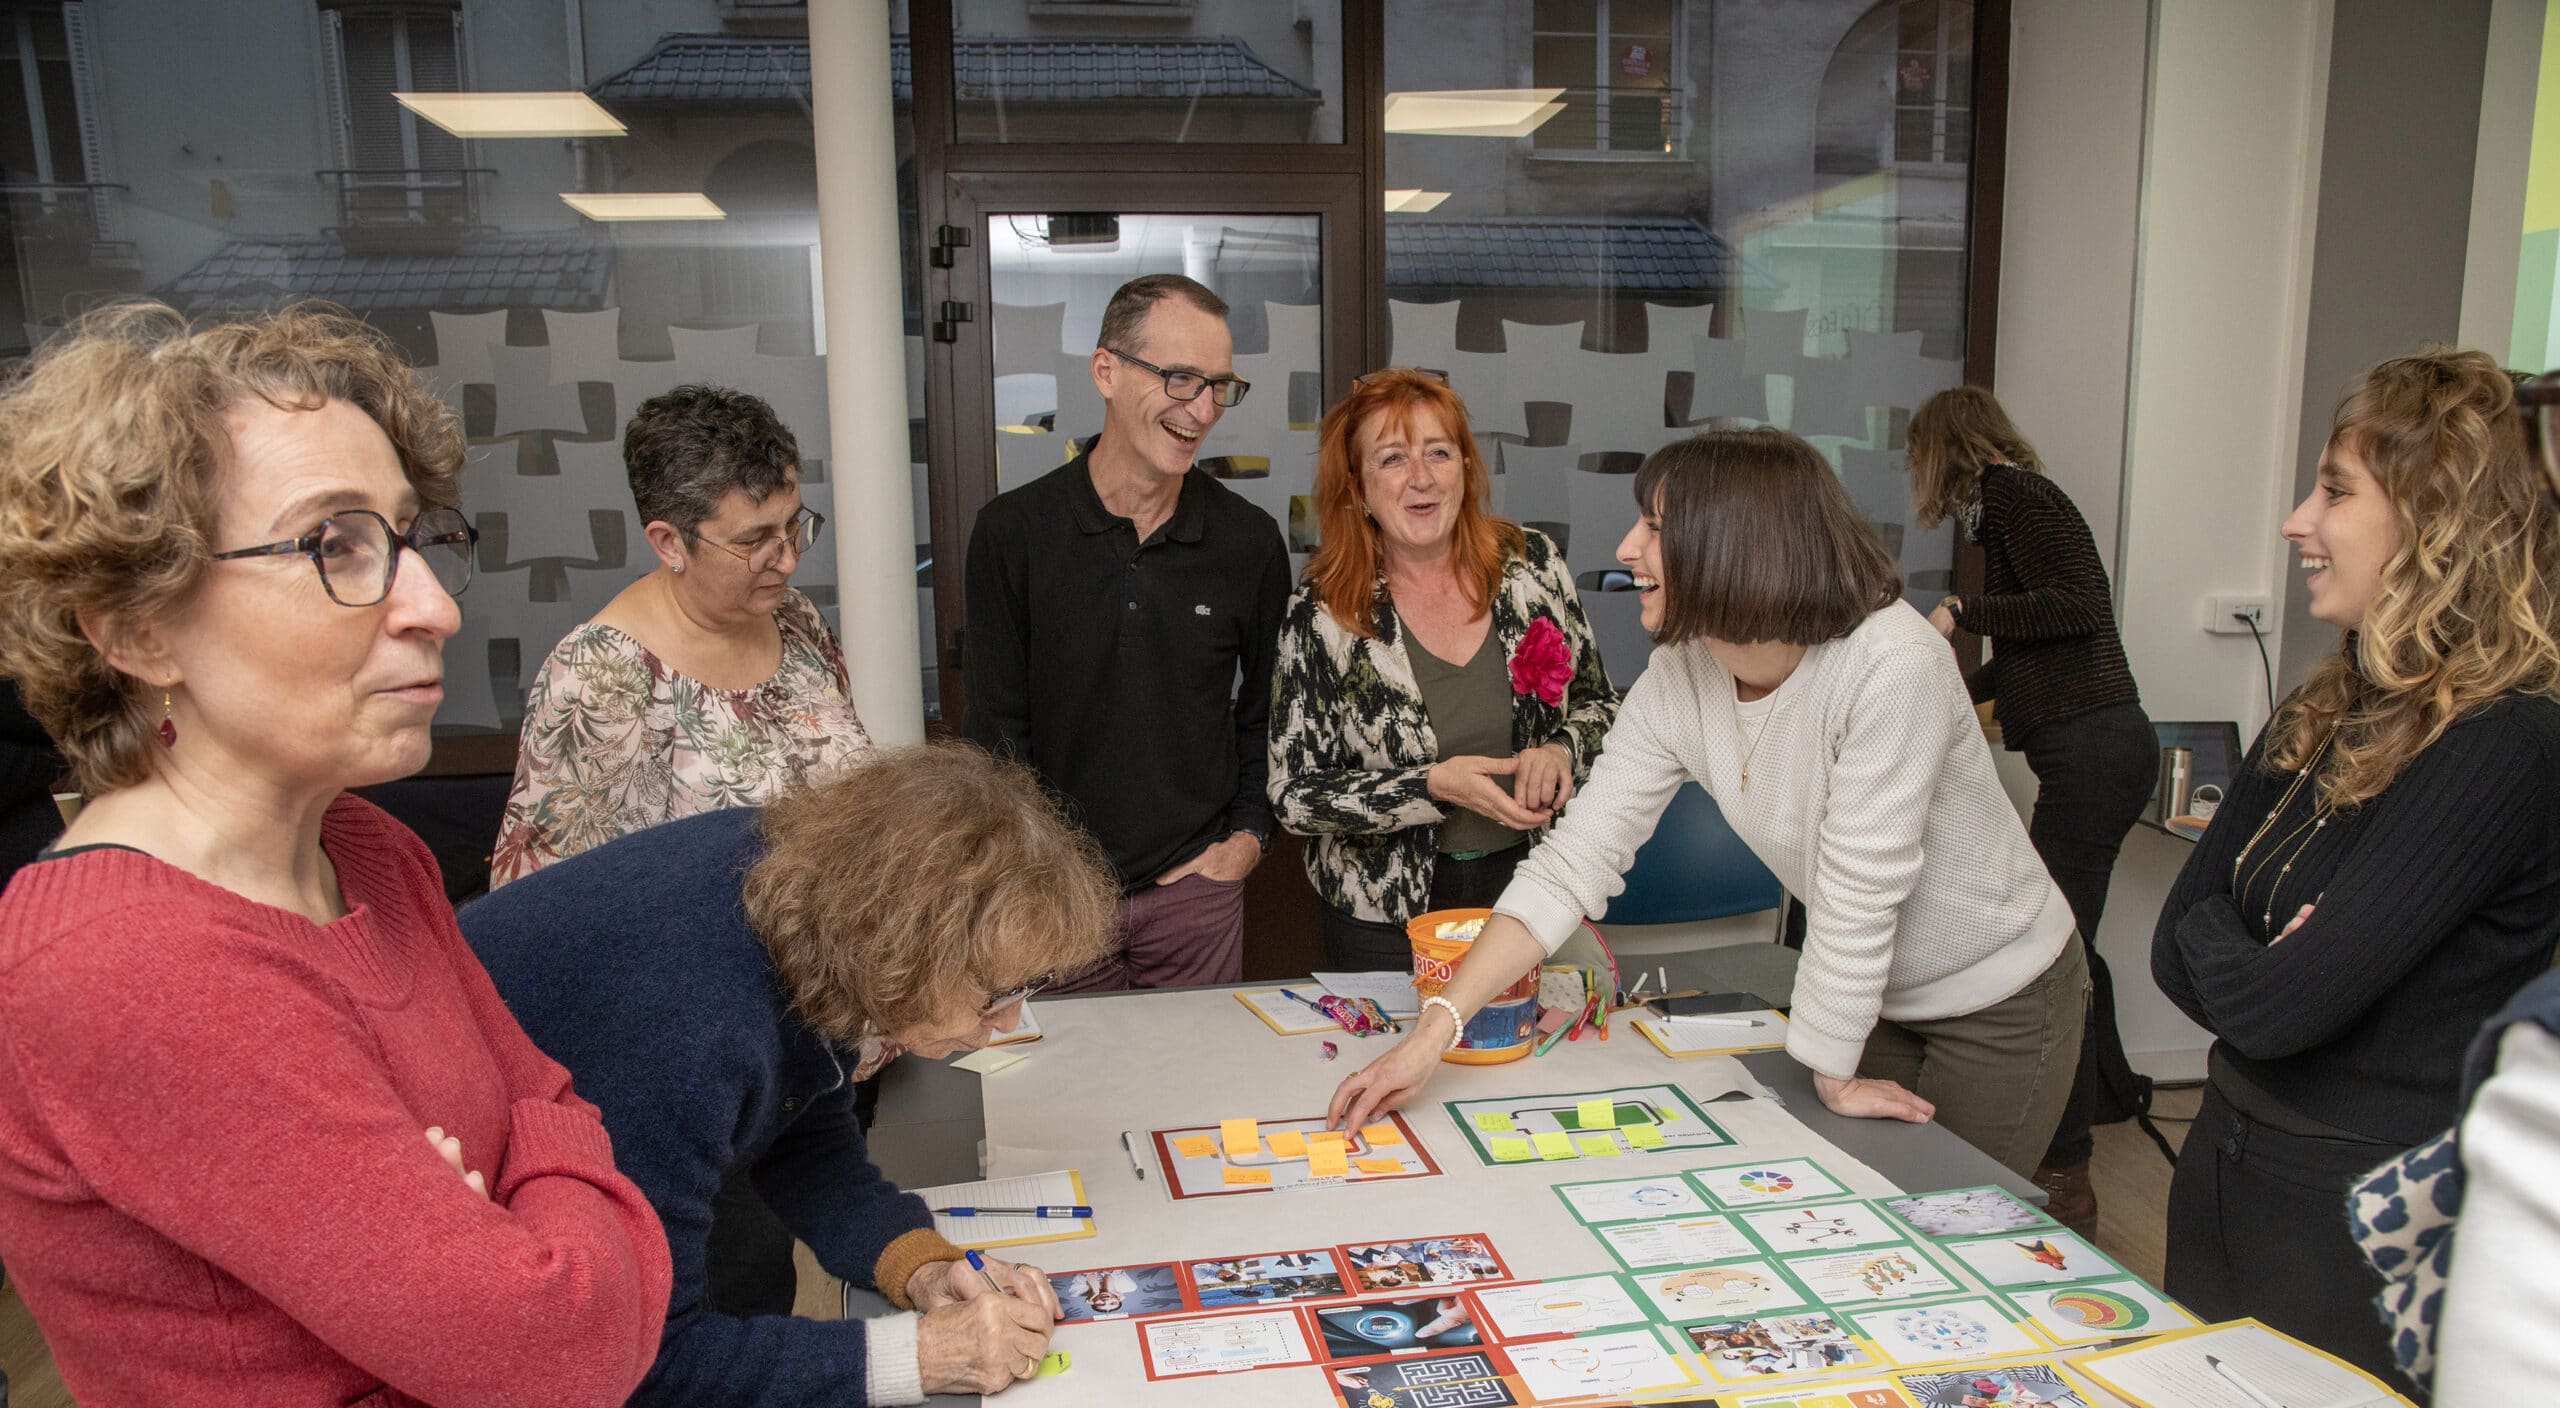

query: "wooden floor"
xmin=0 ymin=1086 xmax=2204 ymax=1406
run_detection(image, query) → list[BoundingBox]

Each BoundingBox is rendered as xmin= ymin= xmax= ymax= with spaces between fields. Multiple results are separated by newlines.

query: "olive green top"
xmin=1406 ymin=629 xmax=1525 ymax=857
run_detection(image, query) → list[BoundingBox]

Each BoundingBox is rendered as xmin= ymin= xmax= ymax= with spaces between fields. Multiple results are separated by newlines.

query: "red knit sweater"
xmin=0 ymin=796 xmax=672 ymax=1406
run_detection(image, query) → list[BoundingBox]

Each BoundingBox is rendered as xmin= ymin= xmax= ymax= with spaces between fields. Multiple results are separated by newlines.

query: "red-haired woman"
xmin=1269 ymin=369 xmax=1619 ymax=970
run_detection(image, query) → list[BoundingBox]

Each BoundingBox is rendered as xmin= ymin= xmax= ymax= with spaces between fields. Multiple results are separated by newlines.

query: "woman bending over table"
xmin=1330 ymin=427 xmax=2087 ymax=1178
xmin=2152 ymin=347 xmax=2560 ymax=1385
xmin=1270 ymin=368 xmax=1618 ymax=970
xmin=0 ymin=302 xmax=670 ymax=1407
xmin=490 ymin=382 xmax=865 ymax=888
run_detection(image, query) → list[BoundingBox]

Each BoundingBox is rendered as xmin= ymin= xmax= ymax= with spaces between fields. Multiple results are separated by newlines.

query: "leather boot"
xmin=2032 ymin=1159 xmax=2099 ymax=1238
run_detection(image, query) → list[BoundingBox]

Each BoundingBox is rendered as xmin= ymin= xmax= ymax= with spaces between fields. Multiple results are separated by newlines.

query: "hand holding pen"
xmin=915 ymin=1250 xmax=1057 ymax=1393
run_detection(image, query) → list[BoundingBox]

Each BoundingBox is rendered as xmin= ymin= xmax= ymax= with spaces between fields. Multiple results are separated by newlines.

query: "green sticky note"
xmin=1533 ymin=1130 xmax=1579 ymax=1161
xmin=1037 ymin=1351 xmax=1071 ymax=1377
xmin=1488 ymin=1136 xmax=1535 ymax=1163
xmin=1474 ymin=1111 xmax=1517 ymax=1133
xmin=1623 ymin=1122 xmax=1667 ymax=1149
xmin=1576 ymin=1133 xmax=1622 ymax=1157
xmin=1576 ymin=1098 xmax=1617 ymax=1130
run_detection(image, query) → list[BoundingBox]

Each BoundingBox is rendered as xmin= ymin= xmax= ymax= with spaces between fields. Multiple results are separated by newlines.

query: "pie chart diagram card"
xmin=1554 ymin=1175 xmax=1713 ymax=1225
xmin=2005 ymin=1277 xmax=2201 ymax=1345
xmin=1688 ymin=1157 xmax=1849 ymax=1209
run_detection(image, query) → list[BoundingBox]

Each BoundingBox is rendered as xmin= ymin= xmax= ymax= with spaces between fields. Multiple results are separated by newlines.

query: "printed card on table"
xmin=1835 ymin=1295 xmax=2050 ymax=1368
xmin=1894 ymin=1361 xmax=2101 ymax=1407
xmin=1881 ymin=1184 xmax=2059 ymax=1241
xmin=2003 ymin=1277 xmax=2202 ymax=1346
xmin=1686 ymin=1311 xmax=1883 ymax=1386
xmin=1553 ymin=1173 xmax=1714 ymax=1225
xmin=1467 ymin=1275 xmax=1650 ymax=1341
xmin=1337 ymin=1232 xmax=1511 ymax=1293
xmin=1309 ymin=1293 xmax=1487 ymax=1361
xmin=1186 ymin=1248 xmax=1349 ymax=1308
xmin=1688 ymin=1156 xmax=1850 ymax=1208
xmin=1137 ymin=1307 xmax=1320 ymax=1380
xmin=1324 ymin=1348 xmax=1524 ymax=1408
xmin=1049 ymin=1262 xmax=1186 ymax=1323
xmin=1737 ymin=1198 xmax=1910 ymax=1254
xmin=1725 ymin=1379 xmax=1916 ymax=1407
xmin=1592 ymin=1212 xmax=1762 ymax=1271
xmin=1940 ymin=1228 xmax=2122 ymax=1287
xmin=1442 ymin=1083 xmax=1733 ymax=1166
xmin=1782 ymin=1243 xmax=1965 ymax=1305
xmin=1630 ymin=1258 xmax=1812 ymax=1322
xmin=1503 ymin=1327 xmax=1702 ymax=1403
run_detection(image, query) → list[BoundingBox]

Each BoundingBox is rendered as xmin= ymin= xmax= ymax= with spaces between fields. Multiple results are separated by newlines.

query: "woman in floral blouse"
xmin=1270 ymin=369 xmax=1619 ymax=970
xmin=490 ymin=384 xmax=870 ymax=889
xmin=488 ymin=384 xmax=870 ymax=1322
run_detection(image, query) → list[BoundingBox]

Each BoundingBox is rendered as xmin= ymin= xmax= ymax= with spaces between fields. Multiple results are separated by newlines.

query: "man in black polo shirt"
xmin=963 ymin=274 xmax=1290 ymax=988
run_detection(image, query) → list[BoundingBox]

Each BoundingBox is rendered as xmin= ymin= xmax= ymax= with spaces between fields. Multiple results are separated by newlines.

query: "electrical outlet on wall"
xmin=2204 ymin=594 xmax=2272 ymax=635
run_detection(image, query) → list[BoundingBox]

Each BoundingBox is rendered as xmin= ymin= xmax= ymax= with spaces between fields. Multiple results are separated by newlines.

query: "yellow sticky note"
xmin=1223 ymin=1165 xmax=1272 ymax=1186
xmin=1172 ymin=1134 xmax=1217 ymax=1159
xmin=1474 ymin=1111 xmax=1517 ymax=1133
xmin=1623 ymin=1123 xmax=1667 ymax=1149
xmin=1577 ymin=1133 xmax=1622 ymax=1157
xmin=1036 ymin=1350 xmax=1071 ymax=1377
xmin=1660 ymin=1107 xmax=1683 ymax=1123
xmin=1307 ymin=1127 xmax=1349 ymax=1143
xmin=1308 ymin=1141 xmax=1351 ymax=1177
xmin=1533 ymin=1130 xmax=1578 ymax=1161
xmin=1576 ymin=1098 xmax=1617 ymax=1130
xmin=1488 ymin=1136 xmax=1536 ymax=1162
xmin=1221 ymin=1118 xmax=1260 ymax=1157
xmin=1268 ymin=1129 xmax=1308 ymax=1157
xmin=1360 ymin=1123 xmax=1404 ymax=1147
xmin=1355 ymin=1156 xmax=1403 ymax=1174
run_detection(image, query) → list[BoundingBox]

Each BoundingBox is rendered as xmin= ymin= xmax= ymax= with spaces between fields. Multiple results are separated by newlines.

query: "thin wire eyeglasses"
xmin=980 ymin=971 xmax=1056 ymax=1017
xmin=1105 ymin=347 xmax=1252 ymax=408
xmin=692 ymin=505 xmax=825 ymax=571
xmin=210 ymin=506 xmax=478 ymax=607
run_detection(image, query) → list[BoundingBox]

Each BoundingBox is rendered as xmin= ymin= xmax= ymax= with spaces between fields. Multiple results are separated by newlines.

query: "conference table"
xmin=856 ymin=941 xmax=2074 ymax=1405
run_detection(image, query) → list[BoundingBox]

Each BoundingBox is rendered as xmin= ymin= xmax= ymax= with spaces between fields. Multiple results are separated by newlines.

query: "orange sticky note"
xmin=1308 ymin=1141 xmax=1351 ymax=1177
xmin=1359 ymin=1123 xmax=1403 ymax=1147
xmin=1172 ymin=1135 xmax=1217 ymax=1159
xmin=1306 ymin=1127 xmax=1349 ymax=1143
xmin=1268 ymin=1129 xmax=1308 ymax=1157
xmin=1221 ymin=1118 xmax=1260 ymax=1157
xmin=1355 ymin=1157 xmax=1403 ymax=1175
xmin=1223 ymin=1165 xmax=1272 ymax=1186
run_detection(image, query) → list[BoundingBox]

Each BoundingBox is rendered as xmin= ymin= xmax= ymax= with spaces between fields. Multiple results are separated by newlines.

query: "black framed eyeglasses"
xmin=980 ymin=972 xmax=1056 ymax=1017
xmin=2516 ymin=370 xmax=2560 ymax=501
xmin=211 ymin=506 xmax=478 ymax=607
xmin=693 ymin=505 xmax=824 ymax=571
xmin=1106 ymin=347 xmax=1251 ymax=408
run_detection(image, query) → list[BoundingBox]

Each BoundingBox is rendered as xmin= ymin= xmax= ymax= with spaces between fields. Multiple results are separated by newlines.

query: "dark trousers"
xmin=2167 ymin=1082 xmax=2416 ymax=1399
xmin=1318 ymin=845 xmax=1528 ymax=971
xmin=2019 ymin=702 xmax=2159 ymax=1166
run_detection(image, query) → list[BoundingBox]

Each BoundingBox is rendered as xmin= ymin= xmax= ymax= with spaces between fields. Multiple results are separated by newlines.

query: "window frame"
xmin=1527 ymin=0 xmax=1691 ymax=163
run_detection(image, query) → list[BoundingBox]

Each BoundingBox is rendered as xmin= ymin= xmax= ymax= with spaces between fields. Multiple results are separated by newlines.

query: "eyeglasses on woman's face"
xmin=1107 ymin=348 xmax=1252 ymax=408
xmin=694 ymin=505 xmax=825 ymax=571
xmin=210 ymin=506 xmax=478 ymax=607
xmin=980 ymin=971 xmax=1056 ymax=1018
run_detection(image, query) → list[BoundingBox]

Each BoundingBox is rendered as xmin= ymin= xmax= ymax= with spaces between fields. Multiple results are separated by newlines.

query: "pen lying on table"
xmin=941 ymin=1205 xmax=1092 ymax=1218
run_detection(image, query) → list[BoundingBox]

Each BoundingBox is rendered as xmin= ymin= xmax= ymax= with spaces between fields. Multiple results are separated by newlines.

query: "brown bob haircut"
xmin=1633 ymin=428 xmax=1903 ymax=647
xmin=740 ymin=742 xmax=1120 ymax=1041
xmin=1304 ymin=368 xmax=1524 ymax=635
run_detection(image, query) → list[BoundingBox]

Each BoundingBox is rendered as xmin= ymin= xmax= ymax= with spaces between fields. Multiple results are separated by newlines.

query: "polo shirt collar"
xmin=1065 ymin=442 xmax=1210 ymax=544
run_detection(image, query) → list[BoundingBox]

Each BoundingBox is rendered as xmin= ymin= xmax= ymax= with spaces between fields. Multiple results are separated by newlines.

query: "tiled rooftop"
xmin=1387 ymin=217 xmax=1773 ymax=294
xmin=162 ymin=233 xmax=610 ymax=313
xmin=590 ymin=33 xmax=1321 ymax=105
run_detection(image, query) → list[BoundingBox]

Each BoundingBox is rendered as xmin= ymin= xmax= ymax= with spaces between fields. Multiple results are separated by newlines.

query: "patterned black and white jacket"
xmin=1268 ymin=529 xmax=1620 ymax=924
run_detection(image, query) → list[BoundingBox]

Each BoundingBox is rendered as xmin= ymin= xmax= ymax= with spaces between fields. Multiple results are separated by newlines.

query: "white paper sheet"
xmin=1310 ymin=970 xmax=1422 ymax=1017
xmin=912 ymin=1169 xmax=1092 ymax=1248
xmin=2075 ymin=1321 xmax=2405 ymax=1408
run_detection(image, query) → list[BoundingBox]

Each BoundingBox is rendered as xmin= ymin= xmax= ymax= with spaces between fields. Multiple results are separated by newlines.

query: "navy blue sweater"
xmin=462 ymin=808 xmax=941 ymax=1407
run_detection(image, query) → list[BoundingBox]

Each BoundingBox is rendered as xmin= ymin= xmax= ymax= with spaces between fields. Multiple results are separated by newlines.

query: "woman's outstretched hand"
xmin=1328 ymin=1006 xmax=1456 ymax=1133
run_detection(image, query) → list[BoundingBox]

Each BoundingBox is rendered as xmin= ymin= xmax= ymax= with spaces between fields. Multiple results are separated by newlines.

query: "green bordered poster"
xmin=1442 ymin=1082 xmax=1731 ymax=1167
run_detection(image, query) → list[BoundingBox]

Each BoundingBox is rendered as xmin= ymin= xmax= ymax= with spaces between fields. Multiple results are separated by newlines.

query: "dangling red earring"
xmin=158 ymin=688 xmax=176 ymax=749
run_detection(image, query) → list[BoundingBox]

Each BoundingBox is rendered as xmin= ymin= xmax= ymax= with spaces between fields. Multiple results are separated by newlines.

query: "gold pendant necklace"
xmin=1732 ymin=689 xmax=1779 ymax=792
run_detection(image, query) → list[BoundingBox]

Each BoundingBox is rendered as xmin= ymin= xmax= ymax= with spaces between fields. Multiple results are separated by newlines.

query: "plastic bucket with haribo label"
xmin=1406 ymin=908 xmax=1620 ymax=1065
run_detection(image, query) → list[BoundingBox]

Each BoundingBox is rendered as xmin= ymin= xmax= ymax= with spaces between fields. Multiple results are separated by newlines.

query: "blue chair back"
xmin=1600 ymin=782 xmax=1784 ymax=925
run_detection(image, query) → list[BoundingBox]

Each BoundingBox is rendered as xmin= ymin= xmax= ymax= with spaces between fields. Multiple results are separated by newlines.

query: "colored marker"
xmin=1120 ymin=1129 xmax=1147 ymax=1181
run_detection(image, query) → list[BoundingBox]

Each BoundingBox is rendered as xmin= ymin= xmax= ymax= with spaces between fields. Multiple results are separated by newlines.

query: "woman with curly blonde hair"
xmin=2152 ymin=347 xmax=2560 ymax=1381
xmin=0 ymin=301 xmax=672 ymax=1406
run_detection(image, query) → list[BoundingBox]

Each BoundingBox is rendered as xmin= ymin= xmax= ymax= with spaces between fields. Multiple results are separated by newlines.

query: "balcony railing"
xmin=316 ymin=168 xmax=495 ymax=250
xmin=0 ymin=182 xmax=137 ymax=268
xmin=1530 ymin=86 xmax=1688 ymax=158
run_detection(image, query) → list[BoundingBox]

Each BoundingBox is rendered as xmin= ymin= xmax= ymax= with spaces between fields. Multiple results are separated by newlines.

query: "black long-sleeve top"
xmin=1951 ymin=464 xmax=2142 ymax=747
xmin=962 ymin=451 xmax=1289 ymax=889
xmin=2151 ymin=693 xmax=2560 ymax=1145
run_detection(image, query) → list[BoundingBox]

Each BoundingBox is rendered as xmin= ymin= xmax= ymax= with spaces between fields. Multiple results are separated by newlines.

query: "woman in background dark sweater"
xmin=2152 ymin=348 xmax=2560 ymax=1389
xmin=1909 ymin=386 xmax=2154 ymax=1233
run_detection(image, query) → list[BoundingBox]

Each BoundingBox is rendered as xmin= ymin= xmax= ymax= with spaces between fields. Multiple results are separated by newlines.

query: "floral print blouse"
xmin=1269 ymin=529 xmax=1620 ymax=924
xmin=489 ymin=588 xmax=873 ymax=890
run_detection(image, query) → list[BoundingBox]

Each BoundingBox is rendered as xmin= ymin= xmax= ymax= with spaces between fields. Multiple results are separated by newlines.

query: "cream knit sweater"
xmin=1496 ymin=602 xmax=2073 ymax=1078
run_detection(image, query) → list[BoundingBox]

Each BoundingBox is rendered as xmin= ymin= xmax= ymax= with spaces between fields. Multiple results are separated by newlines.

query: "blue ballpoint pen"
xmin=963 ymin=1248 xmax=1009 ymax=1297
xmin=942 ymin=1205 xmax=1092 ymax=1218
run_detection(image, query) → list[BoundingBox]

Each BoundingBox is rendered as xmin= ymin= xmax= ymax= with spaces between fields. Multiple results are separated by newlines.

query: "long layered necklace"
xmin=2229 ymin=727 xmax=2340 ymax=934
xmin=1731 ymin=689 xmax=1781 ymax=792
